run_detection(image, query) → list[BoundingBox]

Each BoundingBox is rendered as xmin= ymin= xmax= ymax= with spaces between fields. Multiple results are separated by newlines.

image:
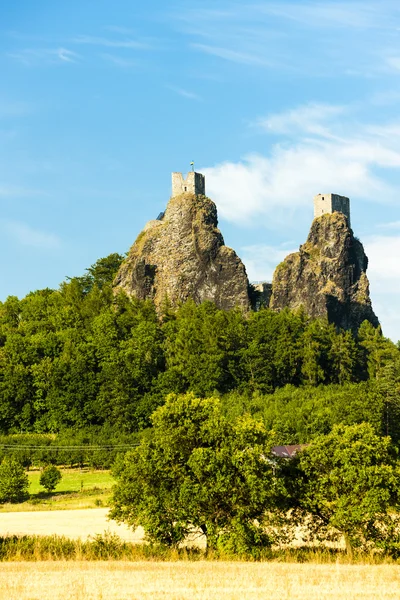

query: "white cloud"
xmin=8 ymin=48 xmax=79 ymax=66
xmin=364 ymin=235 xmax=400 ymax=294
xmin=363 ymin=234 xmax=400 ymax=340
xmin=240 ymin=243 xmax=297 ymax=282
xmin=203 ymin=147 xmax=388 ymax=226
xmin=1 ymin=220 xmax=61 ymax=249
xmin=258 ymin=103 xmax=346 ymax=138
xmin=203 ymin=102 xmax=400 ymax=225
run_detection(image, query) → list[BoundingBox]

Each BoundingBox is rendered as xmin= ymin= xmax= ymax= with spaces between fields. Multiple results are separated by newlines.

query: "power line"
xmin=0 ymin=444 xmax=139 ymax=450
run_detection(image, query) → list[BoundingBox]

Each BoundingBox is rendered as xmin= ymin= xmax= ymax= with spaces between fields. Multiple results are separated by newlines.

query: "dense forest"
xmin=0 ymin=253 xmax=399 ymax=451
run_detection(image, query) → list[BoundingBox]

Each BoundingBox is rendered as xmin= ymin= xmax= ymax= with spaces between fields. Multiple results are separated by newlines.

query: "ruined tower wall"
xmin=172 ymin=172 xmax=205 ymax=196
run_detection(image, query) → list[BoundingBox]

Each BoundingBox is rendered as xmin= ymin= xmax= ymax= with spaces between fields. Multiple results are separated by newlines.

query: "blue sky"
xmin=1 ymin=0 xmax=400 ymax=339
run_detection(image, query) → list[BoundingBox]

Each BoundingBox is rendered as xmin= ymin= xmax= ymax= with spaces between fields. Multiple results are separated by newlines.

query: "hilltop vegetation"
xmin=0 ymin=253 xmax=399 ymax=447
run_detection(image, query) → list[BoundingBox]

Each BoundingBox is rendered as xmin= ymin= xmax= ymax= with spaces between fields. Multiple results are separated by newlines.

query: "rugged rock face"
xmin=114 ymin=193 xmax=251 ymax=312
xmin=269 ymin=212 xmax=379 ymax=331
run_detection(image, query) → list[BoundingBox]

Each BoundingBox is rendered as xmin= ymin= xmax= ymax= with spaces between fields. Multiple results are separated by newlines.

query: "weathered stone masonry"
xmin=314 ymin=193 xmax=351 ymax=227
xmin=172 ymin=171 xmax=205 ymax=197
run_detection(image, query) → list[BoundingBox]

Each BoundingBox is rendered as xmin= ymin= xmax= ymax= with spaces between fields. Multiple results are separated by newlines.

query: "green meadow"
xmin=0 ymin=469 xmax=115 ymax=512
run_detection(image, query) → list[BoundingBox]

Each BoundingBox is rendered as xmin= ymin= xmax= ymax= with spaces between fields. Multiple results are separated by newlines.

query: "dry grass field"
xmin=0 ymin=508 xmax=139 ymax=541
xmin=0 ymin=561 xmax=399 ymax=600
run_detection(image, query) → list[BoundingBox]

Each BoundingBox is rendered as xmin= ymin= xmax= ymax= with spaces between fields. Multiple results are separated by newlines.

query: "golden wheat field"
xmin=0 ymin=561 xmax=399 ymax=600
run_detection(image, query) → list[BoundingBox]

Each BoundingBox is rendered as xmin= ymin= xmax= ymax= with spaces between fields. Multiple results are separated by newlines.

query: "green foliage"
xmin=297 ymin=423 xmax=400 ymax=555
xmin=0 ymin=251 xmax=398 ymax=449
xmin=221 ymin=381 xmax=386 ymax=445
xmin=67 ymin=253 xmax=125 ymax=295
xmin=110 ymin=393 xmax=280 ymax=550
xmin=39 ymin=465 xmax=62 ymax=493
xmin=0 ymin=456 xmax=29 ymax=503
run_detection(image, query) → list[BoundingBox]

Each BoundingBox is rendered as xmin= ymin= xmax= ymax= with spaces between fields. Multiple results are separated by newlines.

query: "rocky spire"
xmin=269 ymin=212 xmax=379 ymax=331
xmin=114 ymin=192 xmax=251 ymax=313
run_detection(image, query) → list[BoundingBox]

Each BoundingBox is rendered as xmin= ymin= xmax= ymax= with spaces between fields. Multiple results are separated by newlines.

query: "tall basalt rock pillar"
xmin=269 ymin=212 xmax=379 ymax=331
xmin=114 ymin=193 xmax=251 ymax=312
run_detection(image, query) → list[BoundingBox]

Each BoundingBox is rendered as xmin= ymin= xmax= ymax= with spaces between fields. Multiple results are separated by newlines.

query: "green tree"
xmin=358 ymin=321 xmax=397 ymax=380
xmin=301 ymin=320 xmax=331 ymax=385
xmin=297 ymin=423 xmax=400 ymax=556
xmin=40 ymin=465 xmax=62 ymax=493
xmin=329 ymin=330 xmax=358 ymax=384
xmin=163 ymin=301 xmax=246 ymax=397
xmin=69 ymin=253 xmax=125 ymax=295
xmin=0 ymin=456 xmax=29 ymax=503
xmin=110 ymin=393 xmax=279 ymax=552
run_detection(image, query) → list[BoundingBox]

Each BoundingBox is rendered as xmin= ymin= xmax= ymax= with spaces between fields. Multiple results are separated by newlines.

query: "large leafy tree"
xmin=297 ymin=423 xmax=400 ymax=556
xmin=110 ymin=393 xmax=280 ymax=551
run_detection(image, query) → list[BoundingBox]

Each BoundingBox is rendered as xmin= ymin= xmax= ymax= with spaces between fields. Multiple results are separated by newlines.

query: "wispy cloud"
xmin=7 ymin=47 xmax=78 ymax=66
xmin=255 ymin=2 xmax=389 ymax=29
xmin=258 ymin=103 xmax=346 ymax=139
xmin=191 ymin=43 xmax=279 ymax=67
xmin=1 ymin=220 xmax=61 ymax=249
xmin=71 ymin=35 xmax=148 ymax=49
xmin=167 ymin=85 xmax=202 ymax=101
xmin=6 ymin=29 xmax=151 ymax=69
xmin=177 ymin=1 xmax=400 ymax=76
xmin=100 ymin=53 xmax=140 ymax=68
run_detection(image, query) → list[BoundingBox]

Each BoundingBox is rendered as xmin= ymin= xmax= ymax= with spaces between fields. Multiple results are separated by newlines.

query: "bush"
xmin=0 ymin=457 xmax=29 ymax=503
xmin=217 ymin=520 xmax=272 ymax=559
xmin=40 ymin=465 xmax=62 ymax=493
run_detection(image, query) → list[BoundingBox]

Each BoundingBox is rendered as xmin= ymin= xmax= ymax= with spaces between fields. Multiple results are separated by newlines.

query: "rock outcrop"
xmin=114 ymin=193 xmax=251 ymax=312
xmin=269 ymin=212 xmax=379 ymax=331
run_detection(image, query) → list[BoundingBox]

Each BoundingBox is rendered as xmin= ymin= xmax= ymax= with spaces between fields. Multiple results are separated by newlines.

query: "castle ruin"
xmin=172 ymin=171 xmax=205 ymax=197
xmin=313 ymin=193 xmax=351 ymax=226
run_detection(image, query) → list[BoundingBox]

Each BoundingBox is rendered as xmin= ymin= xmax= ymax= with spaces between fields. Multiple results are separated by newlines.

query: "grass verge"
xmin=0 ymin=533 xmax=399 ymax=564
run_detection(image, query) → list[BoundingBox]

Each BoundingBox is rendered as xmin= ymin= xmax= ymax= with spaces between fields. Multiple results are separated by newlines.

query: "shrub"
xmin=40 ymin=465 xmax=62 ymax=493
xmin=0 ymin=457 xmax=29 ymax=503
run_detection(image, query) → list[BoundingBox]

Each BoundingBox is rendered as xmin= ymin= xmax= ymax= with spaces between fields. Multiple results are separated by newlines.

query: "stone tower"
xmin=172 ymin=171 xmax=205 ymax=197
xmin=314 ymin=193 xmax=351 ymax=227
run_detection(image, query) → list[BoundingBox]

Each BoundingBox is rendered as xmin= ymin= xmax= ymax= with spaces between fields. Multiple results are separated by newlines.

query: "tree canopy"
xmin=296 ymin=423 xmax=400 ymax=555
xmin=110 ymin=393 xmax=282 ymax=552
xmin=0 ymin=254 xmax=398 ymax=443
